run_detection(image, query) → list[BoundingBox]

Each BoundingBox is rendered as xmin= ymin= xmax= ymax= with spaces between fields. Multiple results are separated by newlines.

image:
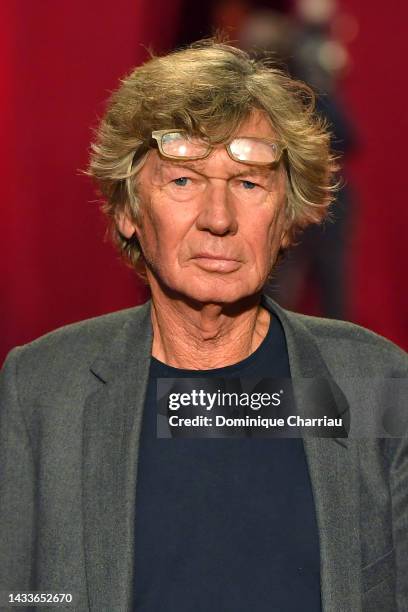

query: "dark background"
xmin=1 ymin=0 xmax=407 ymax=365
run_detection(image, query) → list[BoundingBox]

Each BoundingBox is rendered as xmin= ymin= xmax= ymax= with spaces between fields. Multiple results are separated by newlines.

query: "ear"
xmin=116 ymin=212 xmax=138 ymax=239
xmin=279 ymin=202 xmax=292 ymax=250
xmin=280 ymin=230 xmax=291 ymax=250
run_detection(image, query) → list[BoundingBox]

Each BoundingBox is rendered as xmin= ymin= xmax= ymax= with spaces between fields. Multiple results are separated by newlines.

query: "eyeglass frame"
xmin=149 ymin=129 xmax=286 ymax=167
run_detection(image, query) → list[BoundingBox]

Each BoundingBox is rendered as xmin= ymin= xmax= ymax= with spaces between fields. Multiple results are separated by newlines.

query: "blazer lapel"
xmin=82 ymin=301 xmax=152 ymax=612
xmin=263 ymin=296 xmax=362 ymax=611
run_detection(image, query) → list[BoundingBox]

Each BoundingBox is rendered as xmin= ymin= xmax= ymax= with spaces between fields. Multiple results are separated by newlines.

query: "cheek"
xmin=137 ymin=200 xmax=195 ymax=260
xmin=248 ymin=202 xmax=286 ymax=261
xmin=135 ymin=210 xmax=158 ymax=250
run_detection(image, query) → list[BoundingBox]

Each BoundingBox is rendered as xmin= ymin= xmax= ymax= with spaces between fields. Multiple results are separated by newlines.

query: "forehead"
xmin=232 ymin=109 xmax=278 ymax=140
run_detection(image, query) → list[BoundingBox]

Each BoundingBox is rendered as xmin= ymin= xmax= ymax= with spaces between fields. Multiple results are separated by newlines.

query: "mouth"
xmin=193 ymin=253 xmax=239 ymax=261
xmin=192 ymin=253 xmax=242 ymax=273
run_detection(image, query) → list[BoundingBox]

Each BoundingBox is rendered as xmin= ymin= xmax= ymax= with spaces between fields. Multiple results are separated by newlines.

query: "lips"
xmin=193 ymin=253 xmax=239 ymax=261
xmin=192 ymin=253 xmax=242 ymax=273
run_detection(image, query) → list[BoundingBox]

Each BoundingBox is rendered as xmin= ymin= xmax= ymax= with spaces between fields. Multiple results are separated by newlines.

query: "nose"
xmin=195 ymin=179 xmax=238 ymax=236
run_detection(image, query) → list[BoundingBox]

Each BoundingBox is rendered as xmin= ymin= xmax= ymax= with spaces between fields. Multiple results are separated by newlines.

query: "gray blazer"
xmin=0 ymin=296 xmax=407 ymax=612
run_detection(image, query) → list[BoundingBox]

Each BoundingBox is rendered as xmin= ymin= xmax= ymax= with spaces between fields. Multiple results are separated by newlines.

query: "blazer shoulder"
xmin=1 ymin=303 xmax=151 ymax=398
xmin=287 ymin=311 xmax=407 ymax=374
xmin=18 ymin=304 xmax=146 ymax=354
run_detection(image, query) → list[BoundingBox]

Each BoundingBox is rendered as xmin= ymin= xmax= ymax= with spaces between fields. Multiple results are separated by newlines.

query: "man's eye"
xmin=241 ymin=180 xmax=257 ymax=190
xmin=173 ymin=177 xmax=190 ymax=187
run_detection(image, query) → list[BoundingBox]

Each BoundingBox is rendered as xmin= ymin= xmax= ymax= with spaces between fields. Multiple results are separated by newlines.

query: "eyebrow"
xmin=233 ymin=167 xmax=277 ymax=178
xmin=160 ymin=160 xmax=276 ymax=178
xmin=160 ymin=160 xmax=206 ymax=172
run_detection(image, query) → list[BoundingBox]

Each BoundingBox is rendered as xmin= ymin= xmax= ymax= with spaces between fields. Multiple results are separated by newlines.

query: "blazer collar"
xmin=82 ymin=296 xmax=361 ymax=612
xmin=261 ymin=295 xmax=350 ymax=446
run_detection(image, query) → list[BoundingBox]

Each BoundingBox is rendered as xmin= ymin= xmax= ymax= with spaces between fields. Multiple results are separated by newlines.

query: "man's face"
xmin=120 ymin=110 xmax=289 ymax=304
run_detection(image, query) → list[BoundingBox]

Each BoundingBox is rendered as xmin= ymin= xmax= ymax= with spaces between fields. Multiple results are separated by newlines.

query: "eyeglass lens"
xmin=160 ymin=132 xmax=280 ymax=164
xmin=161 ymin=132 xmax=209 ymax=158
xmin=228 ymin=138 xmax=279 ymax=163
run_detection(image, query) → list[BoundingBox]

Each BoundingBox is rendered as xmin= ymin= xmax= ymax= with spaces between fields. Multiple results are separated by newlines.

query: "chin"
xmin=174 ymin=276 xmax=258 ymax=306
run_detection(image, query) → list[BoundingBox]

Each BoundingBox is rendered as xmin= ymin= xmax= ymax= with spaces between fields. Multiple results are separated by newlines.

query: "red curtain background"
xmin=1 ymin=0 xmax=407 ymax=366
xmin=340 ymin=0 xmax=408 ymax=350
xmin=0 ymin=0 xmax=180 ymax=365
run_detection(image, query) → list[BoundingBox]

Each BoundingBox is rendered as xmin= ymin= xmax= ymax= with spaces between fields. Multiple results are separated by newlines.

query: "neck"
xmin=150 ymin=288 xmax=270 ymax=370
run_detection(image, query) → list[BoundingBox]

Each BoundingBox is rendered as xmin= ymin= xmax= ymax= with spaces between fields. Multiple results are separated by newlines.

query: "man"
xmin=0 ymin=42 xmax=407 ymax=612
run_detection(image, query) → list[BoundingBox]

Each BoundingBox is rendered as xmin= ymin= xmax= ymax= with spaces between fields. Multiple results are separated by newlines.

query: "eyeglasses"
xmin=150 ymin=129 xmax=285 ymax=166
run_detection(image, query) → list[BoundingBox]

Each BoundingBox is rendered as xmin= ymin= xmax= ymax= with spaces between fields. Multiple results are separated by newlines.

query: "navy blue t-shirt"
xmin=133 ymin=314 xmax=322 ymax=611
